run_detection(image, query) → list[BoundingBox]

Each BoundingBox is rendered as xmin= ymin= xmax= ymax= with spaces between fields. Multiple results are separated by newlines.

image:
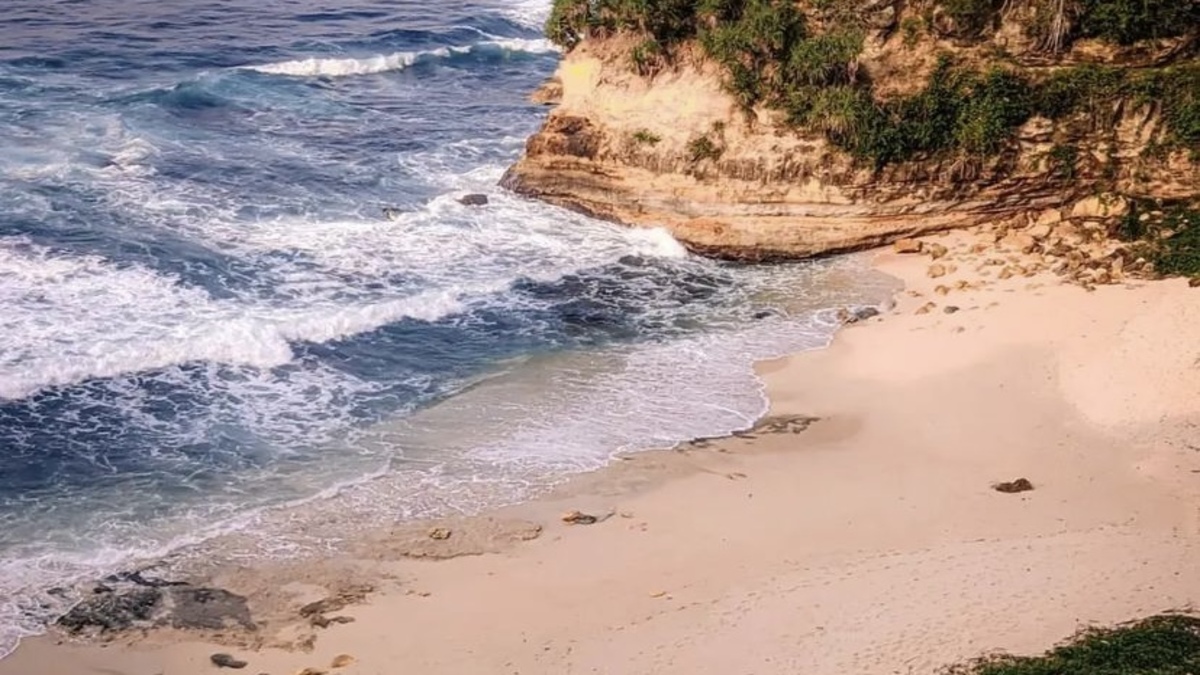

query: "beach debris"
xmin=330 ymin=654 xmax=356 ymax=669
xmin=649 ymin=591 xmax=669 ymax=598
xmin=915 ymin=301 xmax=937 ymax=314
xmin=927 ymin=242 xmax=949 ymax=260
xmin=753 ymin=414 xmax=819 ymax=435
xmin=993 ymin=478 xmax=1035 ymax=493
xmin=934 ymin=284 xmax=951 ymax=295
xmin=211 ymin=653 xmax=248 ymax=669
xmin=561 ymin=510 xmax=599 ymax=525
xmin=296 ymin=669 xmax=327 ymax=675
xmin=944 ymin=305 xmax=961 ymax=314
xmin=459 ymin=193 xmax=489 ymax=206
xmin=927 ymin=263 xmax=948 ymax=278
xmin=428 ymin=527 xmax=453 ymax=540
xmin=310 ymin=614 xmax=356 ymax=628
xmin=893 ymin=238 xmax=923 ymax=254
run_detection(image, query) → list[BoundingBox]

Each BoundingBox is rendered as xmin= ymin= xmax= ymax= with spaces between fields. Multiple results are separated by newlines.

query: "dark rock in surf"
xmin=57 ymin=586 xmax=162 ymax=633
xmin=459 ymin=193 xmax=489 ymax=206
xmin=381 ymin=207 xmax=402 ymax=221
xmin=56 ymin=572 xmax=254 ymax=635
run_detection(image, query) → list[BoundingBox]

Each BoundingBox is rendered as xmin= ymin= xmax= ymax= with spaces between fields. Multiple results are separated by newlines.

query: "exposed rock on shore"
xmin=503 ymin=4 xmax=1199 ymax=260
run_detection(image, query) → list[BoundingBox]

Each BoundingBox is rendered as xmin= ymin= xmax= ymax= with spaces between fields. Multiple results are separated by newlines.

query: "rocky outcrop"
xmin=503 ymin=17 xmax=1199 ymax=260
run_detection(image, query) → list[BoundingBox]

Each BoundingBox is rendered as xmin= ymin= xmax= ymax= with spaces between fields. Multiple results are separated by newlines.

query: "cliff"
xmin=502 ymin=0 xmax=1200 ymax=260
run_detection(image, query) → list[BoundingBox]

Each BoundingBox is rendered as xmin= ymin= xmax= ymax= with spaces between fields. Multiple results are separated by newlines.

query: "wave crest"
xmin=242 ymin=38 xmax=560 ymax=78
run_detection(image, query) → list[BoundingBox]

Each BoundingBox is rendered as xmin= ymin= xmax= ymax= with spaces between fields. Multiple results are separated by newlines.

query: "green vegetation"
xmin=546 ymin=0 xmax=1200 ymax=167
xmin=1035 ymin=64 xmax=1200 ymax=150
xmin=1118 ymin=202 xmax=1200 ymax=277
xmin=1078 ymin=0 xmax=1200 ymax=44
xmin=687 ymin=133 xmax=724 ymax=161
xmin=901 ymin=16 xmax=924 ymax=47
xmin=1048 ymin=143 xmax=1079 ymax=179
xmin=631 ymin=128 xmax=663 ymax=145
xmin=938 ymin=0 xmax=1003 ymax=37
xmin=944 ymin=614 xmax=1200 ymax=675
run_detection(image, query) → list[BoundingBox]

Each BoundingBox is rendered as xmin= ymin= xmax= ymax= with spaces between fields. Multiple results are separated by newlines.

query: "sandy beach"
xmin=4 ymin=228 xmax=1199 ymax=675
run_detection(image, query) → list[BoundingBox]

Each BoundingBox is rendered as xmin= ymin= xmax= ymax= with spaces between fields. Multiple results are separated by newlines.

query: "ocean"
xmin=0 ymin=0 xmax=894 ymax=656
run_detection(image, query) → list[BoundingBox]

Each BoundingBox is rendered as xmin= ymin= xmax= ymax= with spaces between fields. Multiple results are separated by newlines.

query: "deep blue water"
xmin=0 ymin=0 xmax=890 ymax=655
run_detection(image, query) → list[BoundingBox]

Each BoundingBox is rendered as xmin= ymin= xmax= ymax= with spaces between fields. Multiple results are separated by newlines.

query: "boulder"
xmin=993 ymin=478 xmax=1034 ymax=493
xmin=1070 ymin=194 xmax=1130 ymax=219
xmin=893 ymin=238 xmax=923 ymax=254
xmin=211 ymin=654 xmax=248 ymax=669
xmin=459 ymin=194 xmax=489 ymax=206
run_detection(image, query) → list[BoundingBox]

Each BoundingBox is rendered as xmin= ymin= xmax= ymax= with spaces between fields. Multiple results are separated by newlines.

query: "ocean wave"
xmin=242 ymin=38 xmax=559 ymax=78
xmin=0 ymin=239 xmax=472 ymax=400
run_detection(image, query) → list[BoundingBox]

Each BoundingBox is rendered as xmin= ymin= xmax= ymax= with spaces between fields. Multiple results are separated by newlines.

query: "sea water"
xmin=0 ymin=0 xmax=894 ymax=655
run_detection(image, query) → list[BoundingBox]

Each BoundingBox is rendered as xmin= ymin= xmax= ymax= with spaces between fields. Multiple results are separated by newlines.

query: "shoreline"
xmin=4 ymin=228 xmax=1199 ymax=674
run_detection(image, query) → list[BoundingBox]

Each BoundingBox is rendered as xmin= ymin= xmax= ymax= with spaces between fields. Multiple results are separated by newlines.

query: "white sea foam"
xmin=0 ymin=239 xmax=472 ymax=399
xmin=501 ymin=0 xmax=552 ymax=29
xmin=242 ymin=38 xmax=559 ymax=78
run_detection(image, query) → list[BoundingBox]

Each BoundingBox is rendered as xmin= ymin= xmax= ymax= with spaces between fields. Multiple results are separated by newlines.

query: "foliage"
xmin=1034 ymin=63 xmax=1200 ymax=150
xmin=943 ymin=614 xmax=1200 ymax=675
xmin=1077 ymin=0 xmax=1200 ymax=45
xmin=687 ymin=133 xmax=724 ymax=161
xmin=544 ymin=0 xmax=1200 ymax=167
xmin=631 ymin=128 xmax=662 ymax=145
xmin=1048 ymin=143 xmax=1079 ymax=179
xmin=1118 ymin=202 xmax=1200 ymax=277
xmin=938 ymin=0 xmax=1004 ymax=37
xmin=789 ymin=58 xmax=1033 ymax=166
xmin=901 ymin=16 xmax=924 ymax=47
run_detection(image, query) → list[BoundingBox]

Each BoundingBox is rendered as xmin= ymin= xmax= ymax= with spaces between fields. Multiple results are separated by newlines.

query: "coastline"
xmin=4 ymin=228 xmax=1199 ymax=675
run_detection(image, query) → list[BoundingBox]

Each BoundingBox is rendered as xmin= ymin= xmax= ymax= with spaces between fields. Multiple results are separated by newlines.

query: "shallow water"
xmin=0 ymin=0 xmax=895 ymax=655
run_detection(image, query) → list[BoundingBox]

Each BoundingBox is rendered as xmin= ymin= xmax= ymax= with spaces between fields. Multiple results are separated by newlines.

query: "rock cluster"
xmin=893 ymin=194 xmax=1163 ymax=291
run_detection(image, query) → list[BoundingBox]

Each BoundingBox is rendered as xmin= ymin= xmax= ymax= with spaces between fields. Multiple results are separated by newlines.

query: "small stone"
xmin=211 ymin=654 xmax=248 ymax=669
xmin=998 ymin=266 xmax=1015 ymax=280
xmin=927 ymin=264 xmax=947 ymax=279
xmin=943 ymin=305 xmax=960 ymax=314
xmin=1034 ymin=208 xmax=1062 ymax=228
xmin=458 ymin=193 xmax=489 ymax=206
xmin=927 ymin=242 xmax=949 ymax=260
xmin=297 ymin=669 xmax=327 ymax=675
xmin=1027 ymin=223 xmax=1052 ymax=240
xmin=934 ymin=285 xmax=950 ymax=296
xmin=993 ymin=478 xmax=1034 ymax=494
xmin=428 ymin=527 xmax=452 ymax=540
xmin=331 ymin=654 xmax=356 ymax=669
xmin=561 ymin=510 xmax=598 ymax=525
xmin=915 ymin=302 xmax=937 ymax=315
xmin=893 ymin=238 xmax=923 ymax=254
xmin=1190 ymin=277 xmax=1200 ymax=288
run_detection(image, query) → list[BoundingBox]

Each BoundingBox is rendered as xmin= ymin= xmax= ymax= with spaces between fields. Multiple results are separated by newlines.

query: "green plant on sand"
xmin=943 ymin=614 xmax=1200 ymax=675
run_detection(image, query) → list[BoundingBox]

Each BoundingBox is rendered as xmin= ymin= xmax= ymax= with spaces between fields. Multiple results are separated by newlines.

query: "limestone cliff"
xmin=503 ymin=2 xmax=1199 ymax=260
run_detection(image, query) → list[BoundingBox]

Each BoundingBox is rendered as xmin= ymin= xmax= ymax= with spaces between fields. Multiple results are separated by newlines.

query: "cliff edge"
xmin=502 ymin=0 xmax=1199 ymax=260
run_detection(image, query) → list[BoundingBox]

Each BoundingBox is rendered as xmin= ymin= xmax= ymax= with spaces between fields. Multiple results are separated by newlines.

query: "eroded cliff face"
xmin=502 ymin=14 xmax=1199 ymax=260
